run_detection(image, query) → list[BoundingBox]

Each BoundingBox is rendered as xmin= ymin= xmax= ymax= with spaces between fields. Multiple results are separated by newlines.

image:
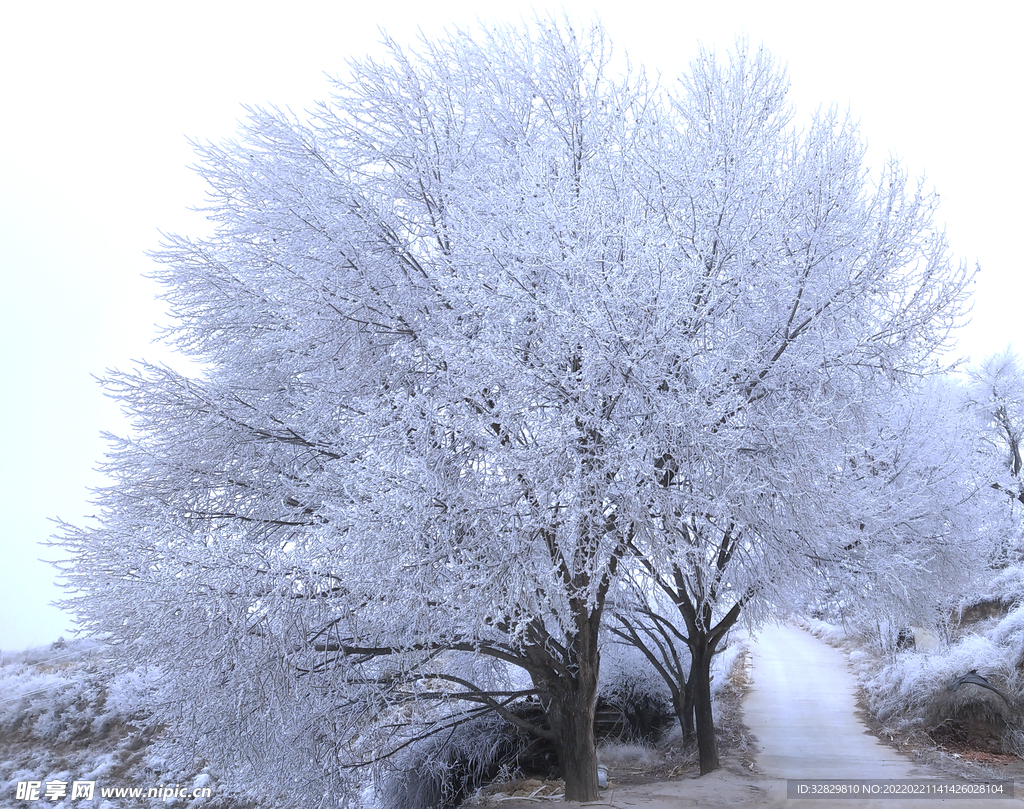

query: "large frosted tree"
xmin=57 ymin=21 xmax=975 ymax=804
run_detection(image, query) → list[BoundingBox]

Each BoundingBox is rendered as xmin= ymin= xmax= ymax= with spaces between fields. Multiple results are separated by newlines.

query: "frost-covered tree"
xmin=965 ymin=351 xmax=1024 ymax=507
xmin=58 ymin=21 xmax=665 ymax=803
xmin=955 ymin=350 xmax=1024 ymax=587
xmin=805 ymin=378 xmax=993 ymax=625
xmin=56 ymin=21 xmax=976 ymax=803
xmin=601 ymin=45 xmax=981 ymax=774
xmin=612 ymin=376 xmax=989 ymax=773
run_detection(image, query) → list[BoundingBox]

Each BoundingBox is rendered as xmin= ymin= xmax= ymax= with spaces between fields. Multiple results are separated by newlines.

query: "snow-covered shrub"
xmin=797 ymin=616 xmax=859 ymax=649
xmin=597 ymin=640 xmax=674 ymax=743
xmin=375 ymin=714 xmax=529 ymax=809
xmin=860 ymin=618 xmax=925 ymax=660
xmin=983 ymin=565 xmax=1024 ymax=603
xmin=595 ymin=741 xmax=661 ymax=771
xmin=986 ymin=603 xmax=1024 ymax=661
xmin=865 ymin=633 xmax=1020 ymax=742
xmin=101 ymin=666 xmax=163 ymax=717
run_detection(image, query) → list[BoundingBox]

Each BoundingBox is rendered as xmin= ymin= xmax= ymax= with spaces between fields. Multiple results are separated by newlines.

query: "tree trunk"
xmin=534 ymin=608 xmax=603 ymax=802
xmin=690 ymin=636 xmax=719 ymax=775
xmin=551 ymin=684 xmax=600 ymax=802
xmin=672 ymin=674 xmax=696 ymax=747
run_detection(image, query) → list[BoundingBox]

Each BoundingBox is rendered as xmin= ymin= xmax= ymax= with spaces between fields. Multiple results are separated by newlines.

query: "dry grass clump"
xmin=928 ymin=680 xmax=1019 ymax=754
xmin=598 ymin=741 xmax=665 ymax=774
xmin=376 ymin=714 xmax=534 ymax=809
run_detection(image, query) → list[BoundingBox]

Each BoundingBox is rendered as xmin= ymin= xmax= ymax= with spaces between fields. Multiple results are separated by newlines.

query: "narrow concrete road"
xmin=744 ymin=623 xmax=1023 ymax=806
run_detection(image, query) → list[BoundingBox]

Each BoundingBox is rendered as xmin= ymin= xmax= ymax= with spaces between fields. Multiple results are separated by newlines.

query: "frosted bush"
xmin=375 ymin=714 xmax=525 ymax=809
xmin=963 ymin=565 xmax=1024 ymax=610
xmin=31 ymin=673 xmax=106 ymax=743
xmin=599 ymin=639 xmax=674 ymax=707
xmin=90 ymin=666 xmax=164 ymax=736
xmin=80 ymin=752 xmax=120 ymax=782
xmin=799 ymin=617 xmax=855 ymax=649
xmin=989 ymin=604 xmax=1024 ymax=642
xmin=598 ymin=636 xmax=676 ymax=743
xmin=102 ymin=666 xmax=163 ymax=717
xmin=596 ymin=741 xmax=661 ymax=770
xmin=865 ymin=633 xmax=1018 ymax=732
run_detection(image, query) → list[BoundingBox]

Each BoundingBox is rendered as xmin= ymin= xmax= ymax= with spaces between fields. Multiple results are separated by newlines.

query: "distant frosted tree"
xmin=966 ymin=351 xmax=1024 ymax=501
xmin=961 ymin=350 xmax=1024 ymax=564
xmin=56 ymin=21 xmax=976 ymax=802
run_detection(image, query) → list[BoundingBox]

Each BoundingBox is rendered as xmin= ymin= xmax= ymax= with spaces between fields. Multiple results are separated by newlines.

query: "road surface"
xmin=742 ymin=622 xmax=1019 ymax=806
xmin=746 ymin=622 xmax=935 ymax=779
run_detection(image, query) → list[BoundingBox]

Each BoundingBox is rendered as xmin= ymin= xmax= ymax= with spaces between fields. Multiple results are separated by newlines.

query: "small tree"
xmin=608 ymin=45 xmax=981 ymax=774
xmin=955 ymin=350 xmax=1024 ymax=606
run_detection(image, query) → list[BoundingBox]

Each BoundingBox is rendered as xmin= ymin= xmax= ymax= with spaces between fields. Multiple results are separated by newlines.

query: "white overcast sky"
xmin=1 ymin=0 xmax=1020 ymax=651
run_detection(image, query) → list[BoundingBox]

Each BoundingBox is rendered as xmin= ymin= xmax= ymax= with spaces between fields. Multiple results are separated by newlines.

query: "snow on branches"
xmin=55 ymin=19 xmax=979 ymax=805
